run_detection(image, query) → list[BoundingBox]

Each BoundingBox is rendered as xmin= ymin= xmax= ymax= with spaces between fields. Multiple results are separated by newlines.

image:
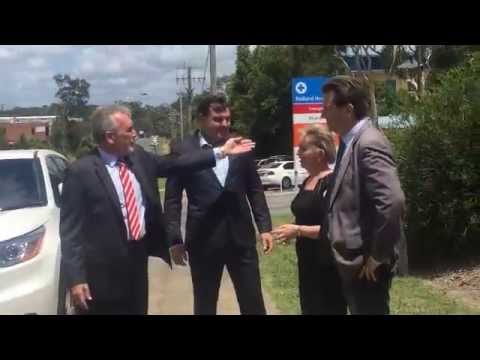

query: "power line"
xmin=209 ymin=45 xmax=216 ymax=94
xmin=176 ymin=64 xmax=205 ymax=135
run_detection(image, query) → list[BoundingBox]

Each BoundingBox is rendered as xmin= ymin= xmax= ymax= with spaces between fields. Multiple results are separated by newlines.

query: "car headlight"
xmin=0 ymin=226 xmax=45 ymax=268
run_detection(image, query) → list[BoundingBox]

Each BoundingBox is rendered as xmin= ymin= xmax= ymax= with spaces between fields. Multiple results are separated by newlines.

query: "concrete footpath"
xmin=148 ymin=257 xmax=280 ymax=315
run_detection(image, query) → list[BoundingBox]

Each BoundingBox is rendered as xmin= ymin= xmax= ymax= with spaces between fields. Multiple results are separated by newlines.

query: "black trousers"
xmin=296 ymin=242 xmax=347 ymax=315
xmin=189 ymin=244 xmax=266 ymax=315
xmin=340 ymin=264 xmax=394 ymax=315
xmin=76 ymin=241 xmax=149 ymax=315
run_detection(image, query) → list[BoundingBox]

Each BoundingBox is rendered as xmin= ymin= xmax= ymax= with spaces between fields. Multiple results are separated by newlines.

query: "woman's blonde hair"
xmin=301 ymin=125 xmax=336 ymax=163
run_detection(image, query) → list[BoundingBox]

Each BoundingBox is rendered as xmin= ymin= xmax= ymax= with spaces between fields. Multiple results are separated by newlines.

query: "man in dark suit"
xmin=321 ymin=76 xmax=406 ymax=314
xmin=164 ymin=95 xmax=274 ymax=315
xmin=60 ymin=104 xmax=254 ymax=315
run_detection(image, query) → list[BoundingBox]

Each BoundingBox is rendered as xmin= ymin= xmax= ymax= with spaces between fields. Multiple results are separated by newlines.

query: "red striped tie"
xmin=118 ymin=161 xmax=141 ymax=241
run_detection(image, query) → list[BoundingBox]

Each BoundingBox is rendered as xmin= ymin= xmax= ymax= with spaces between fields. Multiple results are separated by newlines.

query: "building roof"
xmin=397 ymin=59 xmax=419 ymax=69
xmin=0 ymin=116 xmax=83 ymax=123
xmin=343 ymin=54 xmax=421 ymax=72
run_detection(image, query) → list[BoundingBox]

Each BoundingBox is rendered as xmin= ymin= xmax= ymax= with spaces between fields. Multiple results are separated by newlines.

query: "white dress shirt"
xmin=199 ymin=133 xmax=230 ymax=187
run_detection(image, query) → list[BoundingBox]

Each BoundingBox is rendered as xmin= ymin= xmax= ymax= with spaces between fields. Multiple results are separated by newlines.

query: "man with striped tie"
xmin=60 ymin=105 xmax=255 ymax=315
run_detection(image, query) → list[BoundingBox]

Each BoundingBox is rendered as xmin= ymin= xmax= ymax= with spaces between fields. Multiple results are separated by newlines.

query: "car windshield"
xmin=0 ymin=158 xmax=47 ymax=211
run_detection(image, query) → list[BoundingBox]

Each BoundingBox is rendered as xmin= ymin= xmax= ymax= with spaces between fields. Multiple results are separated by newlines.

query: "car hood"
xmin=0 ymin=207 xmax=52 ymax=242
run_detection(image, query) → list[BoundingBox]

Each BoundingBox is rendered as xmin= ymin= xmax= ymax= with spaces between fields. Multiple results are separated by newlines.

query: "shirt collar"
xmin=341 ymin=117 xmax=368 ymax=147
xmin=198 ymin=132 xmax=212 ymax=148
xmin=98 ymin=147 xmax=120 ymax=167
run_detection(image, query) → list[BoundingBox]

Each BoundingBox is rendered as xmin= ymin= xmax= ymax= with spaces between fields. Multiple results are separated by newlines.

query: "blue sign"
xmin=292 ymin=77 xmax=328 ymax=104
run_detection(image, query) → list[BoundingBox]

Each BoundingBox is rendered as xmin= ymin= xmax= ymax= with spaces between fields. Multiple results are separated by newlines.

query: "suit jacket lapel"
xmin=224 ymin=155 xmax=238 ymax=188
xmin=93 ymin=151 xmax=124 ymax=223
xmin=329 ymin=120 xmax=372 ymax=209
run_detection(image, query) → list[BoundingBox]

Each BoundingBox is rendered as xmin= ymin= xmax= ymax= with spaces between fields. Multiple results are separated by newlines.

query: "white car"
xmin=0 ymin=149 xmax=69 ymax=314
xmin=255 ymin=158 xmax=276 ymax=169
xmin=257 ymin=161 xmax=296 ymax=189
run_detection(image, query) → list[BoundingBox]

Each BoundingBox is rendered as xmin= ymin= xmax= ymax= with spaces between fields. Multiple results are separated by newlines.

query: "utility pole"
xmin=186 ymin=66 xmax=193 ymax=134
xmin=178 ymin=92 xmax=184 ymax=141
xmin=168 ymin=108 xmax=178 ymax=141
xmin=209 ymin=45 xmax=216 ymax=94
xmin=176 ymin=65 xmax=205 ymax=135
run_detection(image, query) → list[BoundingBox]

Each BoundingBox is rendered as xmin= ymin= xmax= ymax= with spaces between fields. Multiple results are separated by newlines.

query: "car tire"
xmin=282 ymin=177 xmax=292 ymax=189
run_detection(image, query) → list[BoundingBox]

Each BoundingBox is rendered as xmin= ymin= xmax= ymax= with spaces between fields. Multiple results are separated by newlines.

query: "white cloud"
xmin=27 ymin=57 xmax=47 ymax=68
xmin=0 ymin=45 xmax=238 ymax=108
xmin=0 ymin=48 xmax=14 ymax=59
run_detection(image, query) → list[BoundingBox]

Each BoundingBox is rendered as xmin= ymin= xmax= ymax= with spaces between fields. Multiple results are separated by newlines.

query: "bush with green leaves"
xmin=392 ymin=54 xmax=480 ymax=267
xmin=0 ymin=128 xmax=6 ymax=148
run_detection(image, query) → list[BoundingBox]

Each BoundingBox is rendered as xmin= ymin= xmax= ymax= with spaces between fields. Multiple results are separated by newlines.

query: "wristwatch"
xmin=213 ymin=146 xmax=226 ymax=160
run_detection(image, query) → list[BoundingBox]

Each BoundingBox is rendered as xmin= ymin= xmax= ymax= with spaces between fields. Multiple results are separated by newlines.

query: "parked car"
xmin=257 ymin=161 xmax=295 ymax=189
xmin=256 ymin=155 xmax=293 ymax=169
xmin=269 ymin=154 xmax=293 ymax=162
xmin=256 ymin=157 xmax=277 ymax=169
xmin=295 ymin=167 xmax=309 ymax=186
xmin=0 ymin=149 xmax=70 ymax=314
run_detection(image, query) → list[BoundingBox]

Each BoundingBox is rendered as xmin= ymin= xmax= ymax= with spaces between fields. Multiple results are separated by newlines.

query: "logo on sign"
xmin=295 ymin=82 xmax=307 ymax=95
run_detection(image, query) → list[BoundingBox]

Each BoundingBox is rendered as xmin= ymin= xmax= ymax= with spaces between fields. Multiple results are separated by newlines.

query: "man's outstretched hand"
xmin=221 ymin=137 xmax=255 ymax=155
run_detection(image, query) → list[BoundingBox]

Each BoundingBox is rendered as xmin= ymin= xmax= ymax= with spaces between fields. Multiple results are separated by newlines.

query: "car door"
xmin=283 ymin=162 xmax=295 ymax=181
xmin=45 ymin=155 xmax=71 ymax=314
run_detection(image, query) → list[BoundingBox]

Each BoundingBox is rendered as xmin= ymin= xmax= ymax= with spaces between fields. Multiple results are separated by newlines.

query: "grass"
xmin=259 ymin=213 xmax=480 ymax=315
xmin=390 ymin=277 xmax=478 ymax=315
xmin=259 ymin=214 xmax=301 ymax=314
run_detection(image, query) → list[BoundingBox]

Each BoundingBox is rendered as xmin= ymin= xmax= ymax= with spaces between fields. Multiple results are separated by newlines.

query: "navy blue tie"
xmin=333 ymin=140 xmax=346 ymax=179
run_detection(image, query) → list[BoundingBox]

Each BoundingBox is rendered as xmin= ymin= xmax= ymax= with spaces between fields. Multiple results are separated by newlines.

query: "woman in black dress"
xmin=272 ymin=126 xmax=346 ymax=315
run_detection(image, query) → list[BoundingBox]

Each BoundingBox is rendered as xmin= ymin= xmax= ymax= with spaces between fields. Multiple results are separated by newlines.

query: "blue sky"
xmin=0 ymin=45 xmax=238 ymax=109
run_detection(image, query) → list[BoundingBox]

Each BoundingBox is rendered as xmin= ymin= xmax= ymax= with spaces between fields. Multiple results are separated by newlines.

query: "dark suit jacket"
xmin=327 ymin=120 xmax=406 ymax=281
xmin=164 ymin=131 xmax=272 ymax=256
xmin=60 ymin=145 xmax=215 ymax=300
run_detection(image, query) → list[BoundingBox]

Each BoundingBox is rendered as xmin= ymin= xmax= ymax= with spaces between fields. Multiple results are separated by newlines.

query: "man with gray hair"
xmin=60 ymin=105 xmax=255 ymax=314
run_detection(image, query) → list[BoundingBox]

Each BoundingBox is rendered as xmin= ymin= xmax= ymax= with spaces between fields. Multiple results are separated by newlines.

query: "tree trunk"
xmin=417 ymin=45 xmax=425 ymax=97
xmin=368 ymin=81 xmax=379 ymax=128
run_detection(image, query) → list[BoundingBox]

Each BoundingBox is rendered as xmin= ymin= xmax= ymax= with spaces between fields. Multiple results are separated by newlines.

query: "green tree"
xmin=289 ymin=45 xmax=338 ymax=76
xmin=53 ymin=74 xmax=91 ymax=154
xmin=54 ymin=74 xmax=90 ymax=119
xmin=151 ymin=104 xmax=172 ymax=137
xmin=229 ymin=45 xmax=339 ymax=157
xmin=0 ymin=127 xmax=7 ymax=149
xmin=50 ymin=119 xmax=67 ymax=152
xmin=392 ymin=53 xmax=480 ymax=267
xmin=228 ymin=45 xmax=257 ymax=136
